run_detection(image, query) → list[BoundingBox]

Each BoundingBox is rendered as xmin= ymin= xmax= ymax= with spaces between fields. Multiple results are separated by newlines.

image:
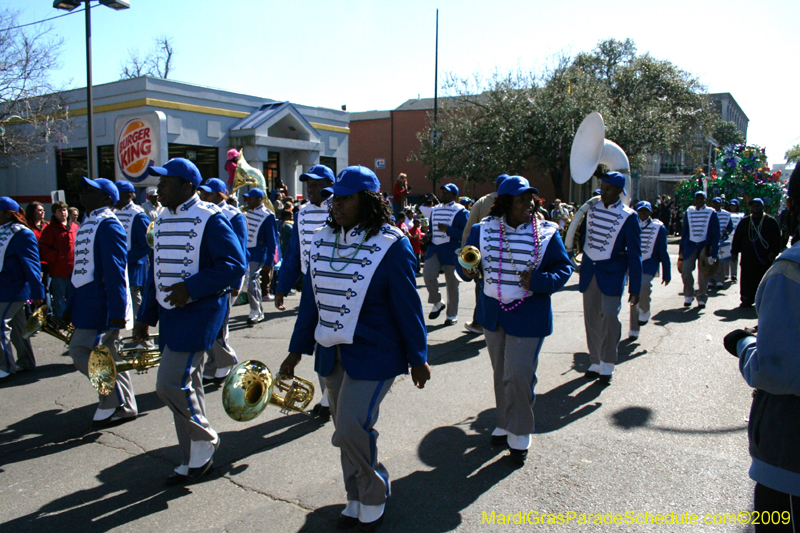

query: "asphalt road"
xmin=0 ymin=241 xmax=760 ymax=532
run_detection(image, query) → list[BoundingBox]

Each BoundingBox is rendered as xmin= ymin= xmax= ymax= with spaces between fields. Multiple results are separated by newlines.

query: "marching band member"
xmin=280 ymin=166 xmax=430 ymax=532
xmin=274 ymin=164 xmax=335 ymax=419
xmin=628 ymin=202 xmax=670 ymax=339
xmin=197 ymin=178 xmax=247 ymax=385
xmin=579 ymin=172 xmax=642 ymax=384
xmin=133 ymin=158 xmax=246 ymax=484
xmin=0 ymin=197 xmax=45 ymax=379
xmin=420 ymin=183 xmax=468 ymax=325
xmin=726 ymin=199 xmax=745 ymax=282
xmin=242 ymin=188 xmax=278 ymax=325
xmin=114 ymin=180 xmax=151 ymax=319
xmin=679 ymin=191 xmax=719 ymax=308
xmin=709 ymin=196 xmax=733 ymax=289
xmin=64 ymin=178 xmax=137 ymax=426
xmin=459 ymin=176 xmax=573 ymax=464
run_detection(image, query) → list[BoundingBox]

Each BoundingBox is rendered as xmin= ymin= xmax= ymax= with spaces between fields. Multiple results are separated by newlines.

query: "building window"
xmin=55 ymin=147 xmax=88 ymax=210
xmin=98 ymin=145 xmax=114 ymax=180
xmin=168 ymin=144 xmax=219 ymax=183
xmin=320 ymin=156 xmax=337 ymax=176
xmin=265 ymin=152 xmax=280 ymax=190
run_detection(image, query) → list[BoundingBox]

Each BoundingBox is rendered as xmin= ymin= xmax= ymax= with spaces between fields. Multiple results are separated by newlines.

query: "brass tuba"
xmin=146 ymin=220 xmax=155 ymax=249
xmin=222 ymin=360 xmax=315 ymax=422
xmin=23 ymin=305 xmax=74 ymax=344
xmin=230 ymin=150 xmax=276 ymax=212
xmin=457 ymin=245 xmax=482 ymax=278
xmin=88 ymin=336 xmax=161 ymax=395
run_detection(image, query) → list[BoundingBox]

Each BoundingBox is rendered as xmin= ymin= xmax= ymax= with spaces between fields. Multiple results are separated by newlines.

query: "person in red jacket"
xmin=39 ymin=201 xmax=77 ymax=319
xmin=392 ymin=173 xmax=410 ymax=216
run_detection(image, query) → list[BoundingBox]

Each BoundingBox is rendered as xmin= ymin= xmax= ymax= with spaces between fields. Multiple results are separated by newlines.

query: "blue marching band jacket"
xmin=459 ymin=218 xmax=573 ymax=338
xmin=245 ymin=205 xmax=279 ymax=266
xmin=0 ymin=221 xmax=45 ymax=303
xmin=578 ymin=199 xmax=642 ymax=297
xmin=216 ymin=200 xmax=248 ymax=291
xmin=640 ymin=217 xmax=671 ymax=280
xmin=65 ymin=207 xmax=131 ymax=330
xmin=276 ymin=200 xmax=330 ymax=295
xmin=138 ymin=195 xmax=246 ymax=353
xmin=114 ymin=202 xmax=151 ymax=288
xmin=423 ymin=202 xmax=468 ymax=266
xmin=679 ymin=206 xmax=720 ymax=259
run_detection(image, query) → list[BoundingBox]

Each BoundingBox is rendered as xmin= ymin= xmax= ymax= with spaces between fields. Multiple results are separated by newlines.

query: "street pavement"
xmin=1 ymin=241 xmax=760 ymax=532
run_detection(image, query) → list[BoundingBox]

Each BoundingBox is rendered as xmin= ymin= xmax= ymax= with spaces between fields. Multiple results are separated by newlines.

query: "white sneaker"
xmin=587 ymin=363 xmax=601 ymax=374
xmin=638 ymin=310 xmax=651 ymax=323
xmin=600 ymin=362 xmax=615 ymax=375
xmin=342 ymin=500 xmax=360 ymax=519
xmin=359 ymin=503 xmax=385 ymax=524
xmin=189 ymin=434 xmax=219 ymax=469
xmin=214 ymin=366 xmax=232 ymax=379
xmin=628 ymin=330 xmax=639 ymax=339
xmin=507 ymin=432 xmax=531 ymax=450
xmin=265 ymin=294 xmax=275 ymax=301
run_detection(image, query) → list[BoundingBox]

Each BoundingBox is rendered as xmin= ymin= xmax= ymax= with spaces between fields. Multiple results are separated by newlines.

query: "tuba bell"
xmin=23 ymin=305 xmax=74 ymax=344
xmin=222 ymin=360 xmax=315 ymax=422
xmin=457 ymin=245 xmax=482 ymax=278
xmin=146 ymin=220 xmax=155 ymax=249
xmin=88 ymin=336 xmax=161 ymax=395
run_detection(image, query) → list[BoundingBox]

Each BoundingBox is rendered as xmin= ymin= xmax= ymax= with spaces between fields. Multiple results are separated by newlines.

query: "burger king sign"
xmin=114 ymin=111 xmax=167 ymax=185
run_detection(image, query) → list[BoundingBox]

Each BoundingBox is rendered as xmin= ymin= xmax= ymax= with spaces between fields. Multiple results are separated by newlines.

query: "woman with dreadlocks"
xmin=280 ymin=165 xmax=430 ymax=532
xmin=460 ymin=176 xmax=573 ymax=464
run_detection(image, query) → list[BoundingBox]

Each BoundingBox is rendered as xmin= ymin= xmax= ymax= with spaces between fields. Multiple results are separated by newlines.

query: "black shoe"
xmin=584 ymin=371 xmax=599 ymax=380
xmin=598 ymin=374 xmax=613 ymax=385
xmin=336 ymin=514 xmax=360 ymax=529
xmin=428 ymin=303 xmax=445 ymax=320
xmin=92 ymin=410 xmax=137 ymax=429
xmin=508 ymin=448 xmax=528 ymax=465
xmin=359 ymin=514 xmax=385 ymax=533
xmin=311 ymin=403 xmax=331 ymax=421
xmin=187 ymin=458 xmax=214 ymax=480
xmin=202 ymin=375 xmax=227 ymax=386
xmin=443 ymin=318 xmax=457 ymax=326
xmin=638 ymin=320 xmax=648 ymax=326
xmin=490 ymin=435 xmax=507 ymax=447
xmin=165 ymin=471 xmax=190 ymax=486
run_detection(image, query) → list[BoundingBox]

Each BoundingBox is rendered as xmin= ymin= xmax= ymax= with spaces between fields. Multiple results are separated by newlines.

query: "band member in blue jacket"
xmin=420 ymin=183 xmax=468 ymax=325
xmin=579 ymin=172 xmax=642 ymax=383
xmin=64 ymin=177 xmax=137 ymax=427
xmin=114 ymin=180 xmax=151 ymax=319
xmin=133 ymin=158 xmax=247 ymax=485
xmin=274 ymin=164 xmax=334 ymax=418
xmin=459 ymin=176 xmax=573 ymax=463
xmin=628 ymin=202 xmax=670 ymax=339
xmin=280 ymin=166 xmax=430 ymax=531
xmin=709 ymin=196 xmax=734 ymax=289
xmin=0 ymin=197 xmax=45 ymax=379
xmin=679 ymin=191 xmax=719 ymax=308
xmin=242 ymin=188 xmax=278 ymax=325
xmin=198 ymin=177 xmax=248 ymax=384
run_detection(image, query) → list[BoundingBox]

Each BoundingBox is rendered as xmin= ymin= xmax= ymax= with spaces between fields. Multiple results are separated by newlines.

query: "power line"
xmin=0 ymin=4 xmax=93 ymax=33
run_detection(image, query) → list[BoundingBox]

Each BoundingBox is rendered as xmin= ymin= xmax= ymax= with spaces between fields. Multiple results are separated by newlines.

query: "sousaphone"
xmin=222 ymin=360 xmax=315 ymax=422
xmin=564 ymin=112 xmax=631 ymax=270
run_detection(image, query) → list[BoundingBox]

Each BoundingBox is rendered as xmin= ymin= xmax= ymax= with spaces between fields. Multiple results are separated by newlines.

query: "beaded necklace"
xmin=497 ymin=217 xmax=541 ymax=311
xmin=329 ymin=227 xmax=371 ymax=272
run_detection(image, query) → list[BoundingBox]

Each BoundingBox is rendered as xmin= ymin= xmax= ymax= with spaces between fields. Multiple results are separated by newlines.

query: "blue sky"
xmin=9 ymin=0 xmax=800 ymax=166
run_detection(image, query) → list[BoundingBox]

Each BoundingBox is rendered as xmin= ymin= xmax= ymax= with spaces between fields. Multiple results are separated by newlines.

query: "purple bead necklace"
xmin=497 ymin=218 xmax=541 ymax=312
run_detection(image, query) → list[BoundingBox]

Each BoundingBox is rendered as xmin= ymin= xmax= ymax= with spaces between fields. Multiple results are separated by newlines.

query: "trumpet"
xmin=458 ymin=245 xmax=482 ymax=278
xmin=222 ymin=360 xmax=315 ymax=422
xmin=22 ymin=305 xmax=74 ymax=344
xmin=88 ymin=335 xmax=161 ymax=396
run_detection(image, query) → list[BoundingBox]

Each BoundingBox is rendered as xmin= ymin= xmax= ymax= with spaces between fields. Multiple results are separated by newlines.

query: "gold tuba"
xmin=88 ymin=336 xmax=161 ymax=395
xmin=222 ymin=360 xmax=315 ymax=422
xmin=457 ymin=245 xmax=482 ymax=278
xmin=23 ymin=305 xmax=74 ymax=344
xmin=146 ymin=220 xmax=155 ymax=249
xmin=230 ymin=150 xmax=277 ymax=212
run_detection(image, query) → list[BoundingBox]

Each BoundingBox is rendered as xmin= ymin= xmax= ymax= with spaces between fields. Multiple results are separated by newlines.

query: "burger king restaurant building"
xmin=0 ymin=76 xmax=349 ymax=207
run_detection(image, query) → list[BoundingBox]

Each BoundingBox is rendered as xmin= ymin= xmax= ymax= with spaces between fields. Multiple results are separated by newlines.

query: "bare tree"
xmin=119 ymin=36 xmax=175 ymax=79
xmin=0 ymin=9 xmax=71 ymax=161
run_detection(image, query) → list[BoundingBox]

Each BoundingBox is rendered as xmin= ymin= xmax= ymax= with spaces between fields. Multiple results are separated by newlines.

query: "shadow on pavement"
xmin=426 ymin=331 xmax=484 ymax=366
xmin=535 ymin=376 xmax=604 ymax=434
xmin=610 ymin=406 xmax=747 ymax=434
xmin=296 ymin=410 xmax=518 ymax=533
xmin=652 ymin=306 xmax=703 ymax=325
xmin=713 ymin=306 xmax=758 ymax=322
xmin=0 ymin=361 xmax=76 ymax=389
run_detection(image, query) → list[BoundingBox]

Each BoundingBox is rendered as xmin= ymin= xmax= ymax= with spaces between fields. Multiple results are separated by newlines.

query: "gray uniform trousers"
xmin=246 ymin=260 xmax=265 ymax=317
xmin=1 ymin=301 xmax=35 ymax=373
xmin=69 ymin=328 xmax=138 ymax=416
xmin=423 ymin=252 xmax=460 ymax=318
xmin=681 ymin=249 xmax=709 ymax=303
xmin=324 ymin=353 xmax=394 ymax=506
xmin=204 ymin=293 xmax=238 ymax=378
xmin=484 ymin=326 xmax=543 ymax=436
xmin=582 ymin=275 xmax=623 ymax=365
xmin=156 ymin=347 xmax=217 ymax=465
xmin=629 ymin=273 xmax=655 ymax=332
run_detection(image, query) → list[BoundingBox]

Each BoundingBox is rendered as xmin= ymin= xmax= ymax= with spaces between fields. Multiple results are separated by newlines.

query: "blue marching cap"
xmin=694 ymin=190 xmax=707 ymax=198
xmin=636 ymin=201 xmax=652 ymax=212
xmin=749 ymin=197 xmax=764 ymax=206
xmin=80 ymin=177 xmax=119 ymax=204
xmin=440 ymin=183 xmax=459 ymax=196
xmin=498 ymin=176 xmax=539 ymax=197
xmin=242 ymin=188 xmax=265 ymax=199
xmin=148 ymin=158 xmax=203 ymax=187
xmin=198 ymin=178 xmax=228 ymax=195
xmin=115 ymin=180 xmax=135 ymax=193
xmin=594 ymin=188 xmax=601 ymax=195
xmin=321 ymin=165 xmax=380 ymax=199
xmin=729 ymin=199 xmax=740 ymax=206
xmin=601 ymin=172 xmax=627 ymax=195
xmin=496 ymin=174 xmax=510 ymax=186
xmin=0 ymin=196 xmax=19 ymax=212
xmin=712 ymin=196 xmax=723 ymax=204
xmin=300 ymin=165 xmax=335 ymax=182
